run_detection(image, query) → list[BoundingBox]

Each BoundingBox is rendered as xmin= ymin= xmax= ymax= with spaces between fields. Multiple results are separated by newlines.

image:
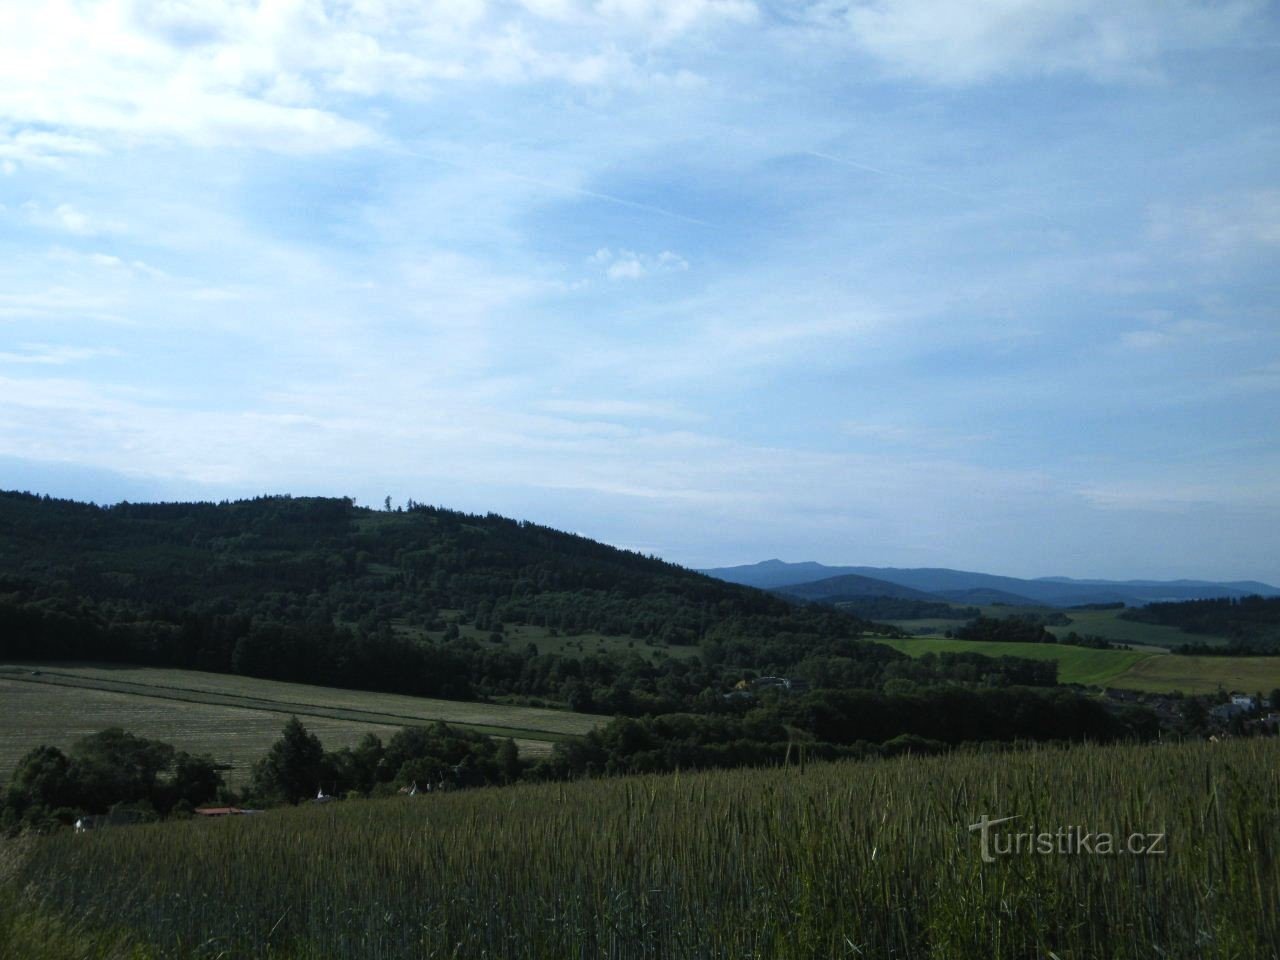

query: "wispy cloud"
xmin=808 ymin=0 xmax=1262 ymax=84
xmin=0 ymin=0 xmax=758 ymax=160
xmin=1147 ymin=190 xmax=1280 ymax=259
xmin=0 ymin=344 xmax=119 ymax=366
xmin=808 ymin=0 xmax=1259 ymax=85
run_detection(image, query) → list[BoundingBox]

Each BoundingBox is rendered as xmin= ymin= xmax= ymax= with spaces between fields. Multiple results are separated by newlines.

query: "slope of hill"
xmin=703 ymin=560 xmax=1279 ymax=607
xmin=773 ymin=573 xmax=938 ymax=603
xmin=0 ymin=491 xmax=890 ymax=710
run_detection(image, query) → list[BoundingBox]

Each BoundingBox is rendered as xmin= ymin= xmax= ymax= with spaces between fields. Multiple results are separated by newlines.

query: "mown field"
xmin=0 ymin=664 xmax=605 ymax=785
xmin=3 ymin=738 xmax=1275 ymax=959
xmin=1110 ymin=654 xmax=1280 ymax=696
xmin=871 ymin=637 xmax=1152 ymax=687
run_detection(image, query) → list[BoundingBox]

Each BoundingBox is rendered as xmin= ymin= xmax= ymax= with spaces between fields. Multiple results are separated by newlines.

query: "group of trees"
xmin=2 ymin=718 xmax=529 ymax=834
xmin=2 ymin=729 xmax=225 ymax=833
xmin=247 ymin=717 xmax=522 ymax=805
xmin=543 ymin=684 xmax=1154 ymax=778
xmin=952 ymin=614 xmax=1059 ymax=644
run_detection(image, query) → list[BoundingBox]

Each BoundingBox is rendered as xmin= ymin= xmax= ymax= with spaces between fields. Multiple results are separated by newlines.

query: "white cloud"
xmin=811 ymin=0 xmax=1261 ymax=84
xmin=17 ymin=201 xmax=134 ymax=238
xmin=0 ymin=129 xmax=104 ymax=168
xmin=591 ymin=247 xmax=689 ymax=280
xmin=0 ymin=2 xmax=378 ymax=154
xmin=53 ymin=204 xmax=91 ymax=235
xmin=0 ymin=0 xmax=756 ymax=158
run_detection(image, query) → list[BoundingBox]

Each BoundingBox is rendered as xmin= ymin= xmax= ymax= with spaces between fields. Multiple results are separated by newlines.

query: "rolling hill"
xmin=703 ymin=560 xmax=1279 ymax=608
xmin=0 ymin=491 xmax=890 ymax=712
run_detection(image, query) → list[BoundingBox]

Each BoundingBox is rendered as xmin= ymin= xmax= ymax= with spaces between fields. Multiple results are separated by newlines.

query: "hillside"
xmin=0 ymin=491 xmax=897 ymax=712
xmin=774 ymin=572 xmax=938 ymax=603
xmin=704 ymin=560 xmax=1279 ymax=607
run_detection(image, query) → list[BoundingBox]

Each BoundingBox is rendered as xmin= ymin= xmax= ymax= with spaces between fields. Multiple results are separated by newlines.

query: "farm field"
xmin=871 ymin=637 xmax=1151 ymax=687
xmin=0 ymin=663 xmax=606 ymax=784
xmin=1108 ymin=654 xmax=1280 ymax=695
xmin=878 ymin=604 xmax=1229 ymax=650
xmin=4 ymin=737 xmax=1275 ymax=959
xmin=0 ymin=677 xmax=399 ymax=787
xmin=1043 ymin=606 xmax=1232 ymax=649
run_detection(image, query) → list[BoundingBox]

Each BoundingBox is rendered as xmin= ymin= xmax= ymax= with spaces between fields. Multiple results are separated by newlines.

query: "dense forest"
xmin=2 ymin=491 xmax=1159 ymax=791
xmin=1121 ymin=596 xmax=1280 ymax=652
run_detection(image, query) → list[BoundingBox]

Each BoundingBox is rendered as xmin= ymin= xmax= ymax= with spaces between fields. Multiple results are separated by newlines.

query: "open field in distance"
xmin=1110 ymin=655 xmax=1280 ymax=696
xmin=871 ymin=638 xmax=1151 ymax=687
xmin=0 ymin=663 xmax=606 ymax=784
xmin=879 ymin=603 xmax=1230 ymax=651
xmin=874 ymin=636 xmax=1280 ymax=694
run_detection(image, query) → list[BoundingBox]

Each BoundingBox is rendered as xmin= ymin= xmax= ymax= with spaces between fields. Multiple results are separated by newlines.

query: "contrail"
xmin=807 ymin=149 xmax=1070 ymax=232
xmin=401 ymin=146 xmax=713 ymax=228
xmin=502 ymin=171 xmax=714 ymax=227
xmin=807 ymin=150 xmax=974 ymax=201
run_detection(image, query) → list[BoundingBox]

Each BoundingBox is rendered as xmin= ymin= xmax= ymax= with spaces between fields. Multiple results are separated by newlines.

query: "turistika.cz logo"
xmin=968 ymin=814 xmax=1167 ymax=863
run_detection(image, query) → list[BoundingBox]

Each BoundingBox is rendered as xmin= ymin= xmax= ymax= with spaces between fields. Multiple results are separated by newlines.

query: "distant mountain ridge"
xmin=701 ymin=560 xmax=1280 ymax=608
xmin=774 ymin=573 xmax=939 ymax=603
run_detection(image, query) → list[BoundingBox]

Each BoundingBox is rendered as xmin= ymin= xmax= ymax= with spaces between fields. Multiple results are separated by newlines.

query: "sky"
xmin=1 ymin=0 xmax=1278 ymax=583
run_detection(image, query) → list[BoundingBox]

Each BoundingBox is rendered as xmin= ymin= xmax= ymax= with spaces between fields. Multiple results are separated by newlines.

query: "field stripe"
xmin=0 ymin=670 xmax=574 ymax=743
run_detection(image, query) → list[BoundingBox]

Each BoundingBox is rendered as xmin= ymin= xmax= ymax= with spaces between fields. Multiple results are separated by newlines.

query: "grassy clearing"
xmin=1107 ymin=654 xmax=1280 ymax=695
xmin=0 ymin=663 xmax=607 ymax=784
xmin=871 ymin=637 xmax=1151 ymax=687
xmin=6 ymin=738 xmax=1276 ymax=959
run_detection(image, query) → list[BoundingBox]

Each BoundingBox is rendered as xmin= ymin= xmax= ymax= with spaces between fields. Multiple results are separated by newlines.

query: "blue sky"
xmin=2 ymin=0 xmax=1278 ymax=582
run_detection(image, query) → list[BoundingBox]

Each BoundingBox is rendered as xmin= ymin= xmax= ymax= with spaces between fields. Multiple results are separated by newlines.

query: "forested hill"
xmin=0 ymin=491 xmax=790 ymax=636
xmin=0 ymin=491 xmax=897 ymax=705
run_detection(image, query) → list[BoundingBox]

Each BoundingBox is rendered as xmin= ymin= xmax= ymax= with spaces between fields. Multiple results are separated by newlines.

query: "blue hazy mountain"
xmin=700 ymin=560 xmax=1280 ymax=607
